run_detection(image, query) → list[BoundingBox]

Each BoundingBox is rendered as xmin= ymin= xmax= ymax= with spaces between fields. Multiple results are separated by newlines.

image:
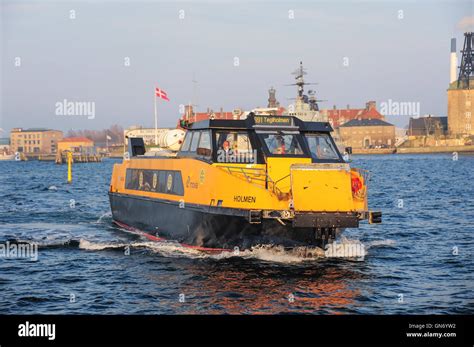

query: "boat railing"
xmin=216 ymin=165 xmax=285 ymax=198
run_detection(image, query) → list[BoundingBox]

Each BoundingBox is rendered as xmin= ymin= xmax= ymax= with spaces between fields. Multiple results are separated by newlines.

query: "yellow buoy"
xmin=67 ymin=151 xmax=73 ymax=184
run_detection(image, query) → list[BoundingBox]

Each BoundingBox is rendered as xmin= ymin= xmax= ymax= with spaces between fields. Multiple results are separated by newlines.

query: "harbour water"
xmin=0 ymin=154 xmax=473 ymax=314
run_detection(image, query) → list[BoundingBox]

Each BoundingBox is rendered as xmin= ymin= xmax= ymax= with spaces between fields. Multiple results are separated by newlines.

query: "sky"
xmin=0 ymin=0 xmax=472 ymax=135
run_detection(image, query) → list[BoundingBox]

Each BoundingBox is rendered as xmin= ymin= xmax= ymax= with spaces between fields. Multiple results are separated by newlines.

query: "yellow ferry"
xmin=108 ymin=114 xmax=381 ymax=252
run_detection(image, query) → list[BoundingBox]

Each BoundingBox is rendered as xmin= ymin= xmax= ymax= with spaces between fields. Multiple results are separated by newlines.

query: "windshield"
xmin=215 ymin=131 xmax=256 ymax=163
xmin=258 ymin=133 xmax=304 ymax=155
xmin=305 ymin=133 xmax=341 ymax=160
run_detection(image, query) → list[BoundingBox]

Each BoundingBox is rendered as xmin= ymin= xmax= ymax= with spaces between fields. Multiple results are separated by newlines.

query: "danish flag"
xmin=155 ymin=87 xmax=169 ymax=101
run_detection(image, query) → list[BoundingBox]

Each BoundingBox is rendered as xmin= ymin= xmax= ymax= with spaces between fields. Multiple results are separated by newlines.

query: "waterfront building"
xmin=179 ymin=106 xmax=244 ymax=125
xmin=339 ymin=118 xmax=396 ymax=149
xmin=57 ymin=137 xmax=94 ymax=154
xmin=447 ymin=33 xmax=474 ymax=137
xmin=0 ymin=138 xmax=10 ymax=152
xmin=408 ymin=116 xmax=448 ymax=137
xmin=322 ymin=101 xmax=385 ymax=129
xmin=10 ymin=128 xmax=63 ymax=154
xmin=448 ymin=79 xmax=474 ymax=136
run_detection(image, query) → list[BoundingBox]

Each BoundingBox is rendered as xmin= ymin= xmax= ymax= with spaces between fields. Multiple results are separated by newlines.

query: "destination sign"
xmin=253 ymin=115 xmax=292 ymax=126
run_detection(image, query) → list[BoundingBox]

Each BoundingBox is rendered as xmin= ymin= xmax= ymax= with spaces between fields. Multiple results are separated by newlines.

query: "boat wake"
xmin=3 ymin=230 xmax=396 ymax=264
xmin=77 ymin=237 xmax=396 ymax=263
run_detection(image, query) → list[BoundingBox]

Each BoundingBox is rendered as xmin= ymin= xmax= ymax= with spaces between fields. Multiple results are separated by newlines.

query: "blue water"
xmin=0 ymin=155 xmax=473 ymax=314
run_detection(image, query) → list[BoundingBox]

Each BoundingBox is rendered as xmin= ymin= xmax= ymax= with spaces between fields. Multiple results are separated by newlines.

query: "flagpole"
xmin=154 ymin=88 xmax=158 ymax=146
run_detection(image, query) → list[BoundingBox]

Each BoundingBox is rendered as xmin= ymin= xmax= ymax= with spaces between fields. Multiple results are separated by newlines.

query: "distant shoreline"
xmin=352 ymin=145 xmax=474 ymax=155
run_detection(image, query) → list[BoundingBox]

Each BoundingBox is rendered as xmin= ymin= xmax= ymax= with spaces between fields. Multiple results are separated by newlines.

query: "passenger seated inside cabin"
xmin=260 ymin=133 xmax=303 ymax=155
xmin=273 ymin=136 xmax=286 ymax=154
xmin=216 ymin=131 xmax=254 ymax=163
xmin=305 ymin=133 xmax=340 ymax=160
xmin=222 ymin=140 xmax=230 ymax=153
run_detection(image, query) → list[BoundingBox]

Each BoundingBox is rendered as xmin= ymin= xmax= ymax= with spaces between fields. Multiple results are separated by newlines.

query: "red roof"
xmin=327 ymin=107 xmax=384 ymax=128
xmin=192 ymin=112 xmax=235 ymax=122
xmin=58 ymin=137 xmax=93 ymax=143
xmin=179 ymin=107 xmax=288 ymax=126
xmin=178 ymin=111 xmax=237 ymax=127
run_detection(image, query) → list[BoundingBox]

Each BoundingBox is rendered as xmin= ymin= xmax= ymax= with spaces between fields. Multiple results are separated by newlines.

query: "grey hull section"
xmin=108 ymin=192 xmax=320 ymax=250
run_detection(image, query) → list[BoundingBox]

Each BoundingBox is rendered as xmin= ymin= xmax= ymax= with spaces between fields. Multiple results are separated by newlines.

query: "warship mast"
xmin=286 ymin=61 xmax=327 ymax=121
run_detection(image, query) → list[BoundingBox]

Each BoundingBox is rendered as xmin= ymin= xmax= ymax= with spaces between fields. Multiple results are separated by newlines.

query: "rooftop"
xmin=340 ymin=118 xmax=394 ymax=127
xmin=11 ymin=128 xmax=59 ymax=132
xmin=409 ymin=116 xmax=448 ymax=130
xmin=325 ymin=101 xmax=384 ymax=128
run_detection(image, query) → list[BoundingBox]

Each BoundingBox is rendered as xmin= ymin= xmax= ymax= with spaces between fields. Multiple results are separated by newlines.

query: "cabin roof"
xmin=188 ymin=114 xmax=333 ymax=133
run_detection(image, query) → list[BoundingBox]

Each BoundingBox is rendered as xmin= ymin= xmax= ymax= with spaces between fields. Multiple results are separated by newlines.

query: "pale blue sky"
xmin=0 ymin=0 xmax=472 ymax=133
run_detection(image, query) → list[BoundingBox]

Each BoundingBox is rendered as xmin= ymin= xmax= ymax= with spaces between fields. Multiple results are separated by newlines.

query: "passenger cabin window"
xmin=258 ymin=133 xmax=303 ymax=155
xmin=215 ymin=131 xmax=255 ymax=164
xmin=125 ymin=169 xmax=184 ymax=196
xmin=305 ymin=133 xmax=341 ymax=161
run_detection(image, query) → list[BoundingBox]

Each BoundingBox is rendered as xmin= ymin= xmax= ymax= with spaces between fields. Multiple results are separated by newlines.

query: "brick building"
xmin=10 ymin=128 xmax=63 ymax=154
xmin=57 ymin=137 xmax=94 ymax=154
xmin=321 ymin=101 xmax=385 ymax=129
xmin=447 ymin=78 xmax=474 ymax=136
xmin=339 ymin=119 xmax=396 ymax=149
xmin=408 ymin=116 xmax=448 ymax=137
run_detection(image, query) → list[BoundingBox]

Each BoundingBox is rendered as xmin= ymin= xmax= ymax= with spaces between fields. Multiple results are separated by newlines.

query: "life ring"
xmin=351 ymin=171 xmax=366 ymax=199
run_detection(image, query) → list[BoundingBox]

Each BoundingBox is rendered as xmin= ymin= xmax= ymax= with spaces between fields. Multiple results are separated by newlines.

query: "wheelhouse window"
xmin=180 ymin=130 xmax=212 ymax=159
xmin=180 ymin=131 xmax=193 ymax=152
xmin=197 ymin=130 xmax=211 ymax=157
xmin=258 ymin=132 xmax=304 ymax=156
xmin=305 ymin=133 xmax=341 ymax=161
xmin=215 ymin=131 xmax=255 ymax=163
xmin=189 ymin=131 xmax=201 ymax=152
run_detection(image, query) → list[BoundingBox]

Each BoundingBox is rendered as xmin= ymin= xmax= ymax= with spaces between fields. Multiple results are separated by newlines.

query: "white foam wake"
xmin=77 ymin=237 xmax=396 ymax=264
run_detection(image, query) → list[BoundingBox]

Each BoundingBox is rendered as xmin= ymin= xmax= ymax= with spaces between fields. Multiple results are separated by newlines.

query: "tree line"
xmin=66 ymin=124 xmax=124 ymax=144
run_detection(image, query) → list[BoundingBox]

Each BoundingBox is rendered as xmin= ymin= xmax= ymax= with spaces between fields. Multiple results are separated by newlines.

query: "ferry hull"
xmin=109 ymin=192 xmax=326 ymax=250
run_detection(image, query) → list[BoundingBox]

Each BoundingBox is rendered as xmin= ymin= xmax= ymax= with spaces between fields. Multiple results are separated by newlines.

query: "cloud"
xmin=457 ymin=16 xmax=474 ymax=31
